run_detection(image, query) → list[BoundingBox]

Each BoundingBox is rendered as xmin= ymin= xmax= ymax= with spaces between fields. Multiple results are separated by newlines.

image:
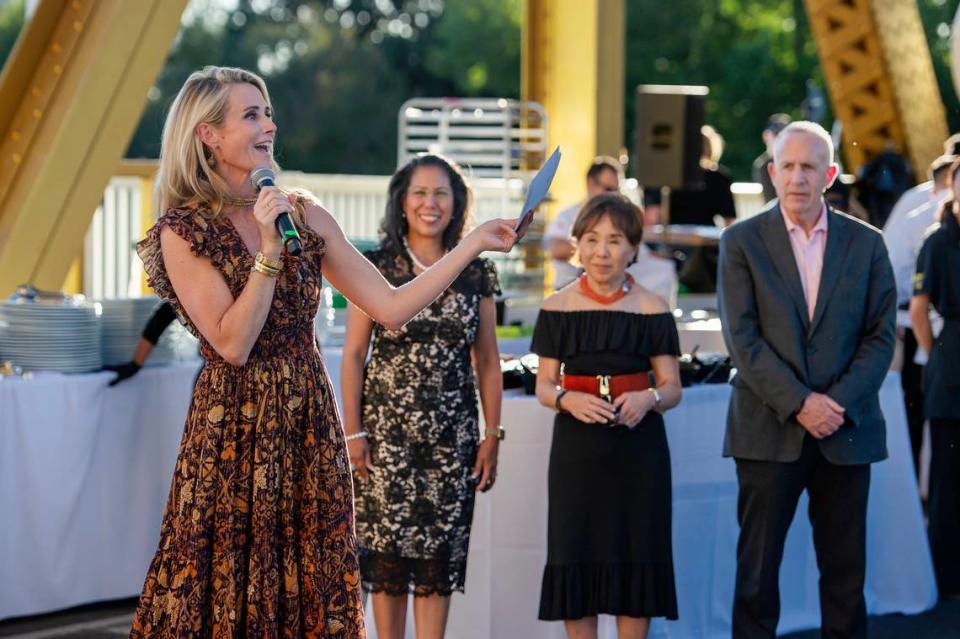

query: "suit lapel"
xmin=809 ymin=208 xmax=853 ymax=335
xmin=759 ymin=207 xmax=810 ymax=331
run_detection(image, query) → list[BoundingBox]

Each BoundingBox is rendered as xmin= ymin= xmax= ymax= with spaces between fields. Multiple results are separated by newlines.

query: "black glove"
xmin=103 ymin=362 xmax=141 ymax=386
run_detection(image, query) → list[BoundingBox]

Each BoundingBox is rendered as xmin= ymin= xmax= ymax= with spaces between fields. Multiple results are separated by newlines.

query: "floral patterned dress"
xmin=130 ymin=207 xmax=365 ymax=638
xmin=354 ymin=245 xmax=499 ymax=596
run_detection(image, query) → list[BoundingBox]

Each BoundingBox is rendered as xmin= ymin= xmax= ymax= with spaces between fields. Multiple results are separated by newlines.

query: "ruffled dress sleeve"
xmin=476 ymin=258 xmax=501 ymax=297
xmin=135 ymin=208 xmax=225 ymax=336
xmin=531 ymin=310 xmax=562 ymax=359
xmin=645 ymin=312 xmax=681 ymax=357
xmin=532 ymin=310 xmax=680 ymax=361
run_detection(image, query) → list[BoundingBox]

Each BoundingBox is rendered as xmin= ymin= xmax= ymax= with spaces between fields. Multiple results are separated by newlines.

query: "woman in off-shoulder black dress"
xmin=533 ymin=193 xmax=682 ymax=638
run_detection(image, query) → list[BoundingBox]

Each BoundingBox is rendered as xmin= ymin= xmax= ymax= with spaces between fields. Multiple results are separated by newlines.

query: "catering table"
xmin=1 ymin=357 xmax=936 ymax=638
xmin=0 ymin=363 xmax=198 ymax=620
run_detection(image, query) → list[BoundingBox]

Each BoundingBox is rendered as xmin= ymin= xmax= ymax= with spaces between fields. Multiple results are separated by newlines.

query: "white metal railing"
xmin=279 ymin=172 xmax=388 ymax=240
xmin=81 ymin=170 xmax=766 ymax=299
xmin=279 ymin=171 xmax=529 ymax=240
xmin=83 ymin=176 xmax=143 ymax=299
xmin=398 ymin=98 xmax=548 ymax=179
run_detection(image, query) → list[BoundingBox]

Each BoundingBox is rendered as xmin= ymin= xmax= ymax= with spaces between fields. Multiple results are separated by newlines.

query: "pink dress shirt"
xmin=782 ymin=204 xmax=828 ymax=320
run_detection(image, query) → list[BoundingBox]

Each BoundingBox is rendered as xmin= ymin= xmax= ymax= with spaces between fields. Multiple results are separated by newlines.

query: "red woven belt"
xmin=561 ymin=371 xmax=651 ymax=400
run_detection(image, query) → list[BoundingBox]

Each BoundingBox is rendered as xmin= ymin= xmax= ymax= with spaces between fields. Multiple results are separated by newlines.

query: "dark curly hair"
xmin=379 ymin=154 xmax=473 ymax=253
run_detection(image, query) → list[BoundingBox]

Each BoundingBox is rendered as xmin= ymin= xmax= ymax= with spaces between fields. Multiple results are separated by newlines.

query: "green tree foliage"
xmin=0 ymin=0 xmax=25 ymax=66
xmin=626 ymin=0 xmax=960 ymax=179
xmin=917 ymin=0 xmax=960 ymax=140
xmin=626 ymin=0 xmax=824 ymax=179
xmin=1 ymin=0 xmax=956 ymax=179
xmin=124 ymin=0 xmax=521 ymax=174
xmin=420 ymin=0 xmax=522 ymax=98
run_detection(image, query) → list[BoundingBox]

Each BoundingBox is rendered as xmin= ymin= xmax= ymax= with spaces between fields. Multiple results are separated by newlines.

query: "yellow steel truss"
xmin=0 ymin=0 xmax=186 ymax=295
xmin=522 ymin=0 xmax=624 ymax=209
xmin=522 ymin=0 xmax=624 ymax=292
xmin=805 ymin=0 xmax=948 ymax=177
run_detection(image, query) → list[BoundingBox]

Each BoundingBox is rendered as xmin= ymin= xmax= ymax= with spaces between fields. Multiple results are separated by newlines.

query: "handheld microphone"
xmin=249 ymin=166 xmax=303 ymax=256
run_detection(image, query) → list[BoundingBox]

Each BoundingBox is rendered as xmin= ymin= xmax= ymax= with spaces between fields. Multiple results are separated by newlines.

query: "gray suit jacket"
xmin=717 ymin=204 xmax=896 ymax=465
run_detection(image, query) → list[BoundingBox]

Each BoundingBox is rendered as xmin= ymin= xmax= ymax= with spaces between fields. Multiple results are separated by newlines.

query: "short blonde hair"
xmin=773 ymin=121 xmax=835 ymax=165
xmin=155 ymin=66 xmax=280 ymax=218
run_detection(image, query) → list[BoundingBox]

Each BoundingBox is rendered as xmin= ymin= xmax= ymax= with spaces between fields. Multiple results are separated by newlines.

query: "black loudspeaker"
xmin=632 ymin=85 xmax=708 ymax=190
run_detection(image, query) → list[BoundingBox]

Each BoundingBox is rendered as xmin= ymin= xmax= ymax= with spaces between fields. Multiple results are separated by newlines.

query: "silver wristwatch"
xmin=484 ymin=425 xmax=505 ymax=441
xmin=649 ymin=387 xmax=663 ymax=407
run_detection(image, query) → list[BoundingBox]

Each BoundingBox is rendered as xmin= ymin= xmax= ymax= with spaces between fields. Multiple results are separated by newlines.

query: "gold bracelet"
xmin=255 ymin=251 xmax=283 ymax=271
xmin=251 ymin=260 xmax=281 ymax=278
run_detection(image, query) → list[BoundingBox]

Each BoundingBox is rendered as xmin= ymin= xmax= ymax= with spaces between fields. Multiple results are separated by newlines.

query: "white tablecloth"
xmin=0 ymin=363 xmax=198 ymax=620
xmin=1 ymin=359 xmax=936 ymax=636
xmin=677 ymin=320 xmax=727 ymax=355
xmin=425 ymin=374 xmax=936 ymax=639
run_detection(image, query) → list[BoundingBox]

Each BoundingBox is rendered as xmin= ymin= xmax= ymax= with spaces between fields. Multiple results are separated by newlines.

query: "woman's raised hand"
xmin=466 ymin=218 xmax=520 ymax=254
xmin=253 ymin=187 xmax=297 ymax=256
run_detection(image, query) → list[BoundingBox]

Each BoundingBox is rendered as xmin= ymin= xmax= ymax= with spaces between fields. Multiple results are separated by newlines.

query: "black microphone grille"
xmin=250 ymin=166 xmax=276 ymax=189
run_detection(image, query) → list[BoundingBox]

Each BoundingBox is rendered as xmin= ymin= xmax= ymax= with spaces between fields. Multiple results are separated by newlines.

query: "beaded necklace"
xmin=578 ymin=273 xmax=634 ymax=304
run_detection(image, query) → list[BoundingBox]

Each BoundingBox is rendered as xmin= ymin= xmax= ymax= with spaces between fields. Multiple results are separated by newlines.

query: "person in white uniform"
xmin=884 ymin=133 xmax=960 ymax=234
xmin=883 ymin=154 xmax=954 ymax=474
xmin=543 ymin=156 xmax=622 ymax=290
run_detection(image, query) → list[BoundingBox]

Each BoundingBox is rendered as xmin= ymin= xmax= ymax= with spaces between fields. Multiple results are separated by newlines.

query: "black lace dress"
xmin=532 ymin=310 xmax=680 ymax=621
xmin=353 ymin=245 xmax=500 ymax=596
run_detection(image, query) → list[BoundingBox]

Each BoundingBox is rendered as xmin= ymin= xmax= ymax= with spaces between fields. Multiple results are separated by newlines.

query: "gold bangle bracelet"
xmin=251 ymin=261 xmax=281 ymax=278
xmin=255 ymin=251 xmax=283 ymax=271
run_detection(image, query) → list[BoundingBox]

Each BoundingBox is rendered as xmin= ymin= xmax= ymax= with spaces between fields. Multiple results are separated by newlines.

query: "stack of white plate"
xmin=152 ymin=318 xmax=200 ymax=365
xmin=99 ymin=297 xmax=159 ymax=366
xmin=0 ymin=300 xmax=102 ymax=373
xmin=99 ymin=297 xmax=199 ymax=366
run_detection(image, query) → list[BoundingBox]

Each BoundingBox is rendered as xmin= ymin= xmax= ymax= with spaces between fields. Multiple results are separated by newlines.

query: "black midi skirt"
xmin=538 ymin=411 xmax=678 ymax=621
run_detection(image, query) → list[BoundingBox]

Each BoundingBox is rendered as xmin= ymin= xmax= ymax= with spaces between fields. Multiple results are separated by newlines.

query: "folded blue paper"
xmin=515 ymin=146 xmax=561 ymax=233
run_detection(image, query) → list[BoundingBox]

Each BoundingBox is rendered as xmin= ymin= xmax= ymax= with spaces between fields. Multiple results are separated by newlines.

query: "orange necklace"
xmin=579 ymin=273 xmax=634 ymax=305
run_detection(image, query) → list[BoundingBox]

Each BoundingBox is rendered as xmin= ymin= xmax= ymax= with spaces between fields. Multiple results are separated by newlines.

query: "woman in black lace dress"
xmin=533 ymin=193 xmax=682 ymax=639
xmin=341 ymin=155 xmax=503 ymax=638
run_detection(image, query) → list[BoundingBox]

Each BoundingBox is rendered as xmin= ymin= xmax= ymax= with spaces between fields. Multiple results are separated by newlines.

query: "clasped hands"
xmin=796 ymin=392 xmax=845 ymax=439
xmin=561 ymin=390 xmax=655 ymax=428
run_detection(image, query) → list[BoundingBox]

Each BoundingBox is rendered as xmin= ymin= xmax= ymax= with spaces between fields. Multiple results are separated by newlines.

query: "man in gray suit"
xmin=718 ymin=121 xmax=896 ymax=639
